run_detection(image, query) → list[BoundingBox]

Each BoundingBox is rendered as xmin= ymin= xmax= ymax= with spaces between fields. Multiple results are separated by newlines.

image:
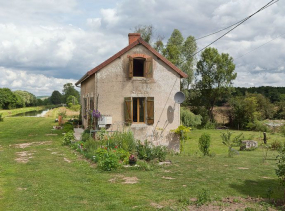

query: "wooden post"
xmin=263 ymin=132 xmax=267 ymax=144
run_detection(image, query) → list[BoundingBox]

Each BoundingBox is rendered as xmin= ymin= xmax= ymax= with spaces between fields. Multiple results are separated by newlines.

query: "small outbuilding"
xmin=75 ymin=33 xmax=187 ymax=149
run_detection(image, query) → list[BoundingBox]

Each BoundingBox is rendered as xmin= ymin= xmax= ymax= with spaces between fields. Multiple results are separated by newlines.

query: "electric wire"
xmin=192 ymin=0 xmax=279 ymax=57
xmin=194 ymin=0 xmax=278 ymax=41
xmin=234 ymin=32 xmax=285 ymax=60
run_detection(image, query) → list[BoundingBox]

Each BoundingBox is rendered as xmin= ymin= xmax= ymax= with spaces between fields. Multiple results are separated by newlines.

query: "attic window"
xmin=133 ymin=58 xmax=145 ymax=77
xmin=129 ymin=56 xmax=153 ymax=78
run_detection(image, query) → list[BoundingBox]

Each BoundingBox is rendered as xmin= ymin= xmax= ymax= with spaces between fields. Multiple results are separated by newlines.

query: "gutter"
xmin=75 ymin=73 xmax=89 ymax=87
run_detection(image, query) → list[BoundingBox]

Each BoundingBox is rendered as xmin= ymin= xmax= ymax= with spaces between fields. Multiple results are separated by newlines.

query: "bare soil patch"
xmin=15 ymin=151 xmax=34 ymax=163
xmin=162 ymin=176 xmax=176 ymax=180
xmin=14 ymin=141 xmax=52 ymax=149
xmin=63 ymin=158 xmax=72 ymax=163
xmin=122 ymin=177 xmax=139 ymax=184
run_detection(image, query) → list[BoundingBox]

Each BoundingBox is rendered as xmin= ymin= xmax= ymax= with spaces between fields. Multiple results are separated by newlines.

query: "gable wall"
xmin=82 ymin=45 xmax=181 ymax=149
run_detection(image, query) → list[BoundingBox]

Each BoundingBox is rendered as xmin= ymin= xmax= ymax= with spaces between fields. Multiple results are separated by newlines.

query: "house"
xmin=75 ymin=33 xmax=187 ymax=150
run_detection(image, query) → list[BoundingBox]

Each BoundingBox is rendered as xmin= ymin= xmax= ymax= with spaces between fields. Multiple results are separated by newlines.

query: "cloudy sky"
xmin=0 ymin=0 xmax=284 ymax=96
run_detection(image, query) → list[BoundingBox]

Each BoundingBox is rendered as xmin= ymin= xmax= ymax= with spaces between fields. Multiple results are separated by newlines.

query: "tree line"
xmin=0 ymin=83 xmax=80 ymax=110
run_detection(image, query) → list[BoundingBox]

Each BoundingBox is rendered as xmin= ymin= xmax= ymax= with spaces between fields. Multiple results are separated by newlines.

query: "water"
xmin=11 ymin=109 xmax=50 ymax=117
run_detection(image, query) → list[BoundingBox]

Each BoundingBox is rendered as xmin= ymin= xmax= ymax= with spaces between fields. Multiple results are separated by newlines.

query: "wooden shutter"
xmin=129 ymin=57 xmax=133 ymax=78
xmin=146 ymin=97 xmax=154 ymax=125
xmin=124 ymin=97 xmax=132 ymax=125
xmin=144 ymin=57 xmax=153 ymax=78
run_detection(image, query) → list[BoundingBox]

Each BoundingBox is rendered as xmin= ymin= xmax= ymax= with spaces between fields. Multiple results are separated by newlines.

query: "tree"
xmin=0 ymin=88 xmax=18 ymax=109
xmin=62 ymin=83 xmax=80 ymax=103
xmin=14 ymin=90 xmax=37 ymax=107
xmin=163 ymin=29 xmax=197 ymax=99
xmin=134 ymin=25 xmax=153 ymax=44
xmin=50 ymin=90 xmax=62 ymax=105
xmin=66 ymin=95 xmax=79 ymax=108
xmin=195 ymin=47 xmax=236 ymax=122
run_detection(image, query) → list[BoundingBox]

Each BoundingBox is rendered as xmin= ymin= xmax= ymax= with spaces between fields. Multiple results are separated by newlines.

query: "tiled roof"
xmin=75 ymin=37 xmax=187 ymax=85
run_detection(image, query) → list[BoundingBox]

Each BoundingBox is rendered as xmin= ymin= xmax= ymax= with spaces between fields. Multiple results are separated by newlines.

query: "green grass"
xmin=0 ymin=117 xmax=284 ymax=210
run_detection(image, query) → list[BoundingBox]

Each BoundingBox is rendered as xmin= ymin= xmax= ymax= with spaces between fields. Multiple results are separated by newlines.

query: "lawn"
xmin=0 ymin=116 xmax=284 ymax=210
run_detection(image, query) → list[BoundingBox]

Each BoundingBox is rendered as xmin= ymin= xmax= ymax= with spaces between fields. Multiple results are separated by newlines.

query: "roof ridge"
xmin=75 ymin=37 xmax=187 ymax=86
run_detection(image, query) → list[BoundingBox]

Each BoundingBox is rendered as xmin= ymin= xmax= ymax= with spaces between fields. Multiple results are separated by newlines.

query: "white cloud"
xmin=0 ymin=67 xmax=78 ymax=96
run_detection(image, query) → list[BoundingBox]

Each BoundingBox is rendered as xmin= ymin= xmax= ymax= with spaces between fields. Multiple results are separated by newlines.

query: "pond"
xmin=11 ymin=109 xmax=50 ymax=117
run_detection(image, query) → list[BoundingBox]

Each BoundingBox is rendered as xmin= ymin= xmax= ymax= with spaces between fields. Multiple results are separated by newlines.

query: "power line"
xmin=234 ymin=32 xmax=285 ymax=60
xmin=192 ymin=0 xmax=279 ymax=57
xmin=194 ymin=0 xmax=278 ymax=41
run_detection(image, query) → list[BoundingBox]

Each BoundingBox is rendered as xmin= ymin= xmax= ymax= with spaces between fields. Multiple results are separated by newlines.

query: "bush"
xmin=247 ymin=120 xmax=269 ymax=132
xmin=276 ymin=145 xmax=285 ymax=187
xmin=98 ymin=151 xmax=120 ymax=171
xmin=270 ymin=140 xmax=283 ymax=151
xmin=198 ymin=133 xmax=211 ymax=156
xmin=221 ymin=131 xmax=243 ymax=157
xmin=0 ymin=113 xmax=4 ymax=122
xmin=136 ymin=140 xmax=167 ymax=162
xmin=63 ymin=122 xmax=73 ymax=133
xmin=62 ymin=131 xmax=74 ymax=145
xmin=180 ymin=107 xmax=202 ymax=127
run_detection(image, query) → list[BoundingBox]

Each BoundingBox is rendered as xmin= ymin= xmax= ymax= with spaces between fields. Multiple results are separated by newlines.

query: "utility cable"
xmin=192 ymin=0 xmax=278 ymax=57
xmin=234 ymin=32 xmax=285 ymax=60
xmin=194 ymin=0 xmax=278 ymax=41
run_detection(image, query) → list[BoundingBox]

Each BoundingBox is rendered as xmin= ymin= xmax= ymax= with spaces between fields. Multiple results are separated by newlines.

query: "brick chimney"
xmin=128 ymin=33 xmax=141 ymax=44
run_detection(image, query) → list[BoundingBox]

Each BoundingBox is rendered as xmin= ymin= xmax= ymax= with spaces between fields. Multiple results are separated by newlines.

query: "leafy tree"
xmin=50 ymin=90 xmax=62 ymax=105
xmin=14 ymin=90 xmax=37 ymax=107
xmin=0 ymin=88 xmax=18 ymax=109
xmin=66 ymin=95 xmax=79 ymax=108
xmin=134 ymin=25 xmax=153 ymax=44
xmin=62 ymin=83 xmax=80 ymax=103
xmin=195 ymin=47 xmax=236 ymax=122
xmin=163 ymin=29 xmax=197 ymax=100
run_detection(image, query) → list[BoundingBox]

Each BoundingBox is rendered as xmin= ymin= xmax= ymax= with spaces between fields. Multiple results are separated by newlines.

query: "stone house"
xmin=75 ymin=33 xmax=187 ymax=149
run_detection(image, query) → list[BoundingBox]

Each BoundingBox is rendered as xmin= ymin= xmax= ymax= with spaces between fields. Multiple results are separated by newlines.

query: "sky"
xmin=0 ymin=0 xmax=284 ymax=96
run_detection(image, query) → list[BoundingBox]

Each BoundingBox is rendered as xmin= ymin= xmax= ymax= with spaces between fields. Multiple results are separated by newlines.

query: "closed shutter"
xmin=124 ymin=97 xmax=132 ymax=124
xmin=146 ymin=97 xmax=154 ymax=125
xmin=129 ymin=57 xmax=133 ymax=78
xmin=144 ymin=57 xmax=153 ymax=78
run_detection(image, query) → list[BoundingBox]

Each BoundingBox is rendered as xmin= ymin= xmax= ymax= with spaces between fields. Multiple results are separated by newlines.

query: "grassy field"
xmin=0 ymin=116 xmax=284 ymax=210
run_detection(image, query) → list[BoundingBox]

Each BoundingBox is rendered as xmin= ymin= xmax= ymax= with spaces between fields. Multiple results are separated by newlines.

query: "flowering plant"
xmin=92 ymin=109 xmax=101 ymax=119
xmin=129 ymin=154 xmax=137 ymax=166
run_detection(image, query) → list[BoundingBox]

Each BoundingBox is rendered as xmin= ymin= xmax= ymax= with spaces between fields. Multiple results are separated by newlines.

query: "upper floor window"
xmin=128 ymin=55 xmax=153 ymax=78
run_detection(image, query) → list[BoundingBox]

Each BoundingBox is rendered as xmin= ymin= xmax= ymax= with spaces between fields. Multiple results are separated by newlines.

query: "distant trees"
xmin=0 ymin=88 xmax=37 ymax=109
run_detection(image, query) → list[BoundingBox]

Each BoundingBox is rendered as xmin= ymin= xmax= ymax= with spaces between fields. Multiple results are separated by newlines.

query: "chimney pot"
xmin=128 ymin=33 xmax=141 ymax=44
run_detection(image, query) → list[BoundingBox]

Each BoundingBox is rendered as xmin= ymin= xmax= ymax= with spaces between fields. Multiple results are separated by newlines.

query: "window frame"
xmin=132 ymin=97 xmax=145 ymax=123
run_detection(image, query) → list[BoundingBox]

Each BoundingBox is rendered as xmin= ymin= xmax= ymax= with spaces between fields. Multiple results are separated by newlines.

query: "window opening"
xmin=133 ymin=58 xmax=145 ymax=77
xmin=90 ymin=97 xmax=94 ymax=111
xmin=132 ymin=97 xmax=145 ymax=123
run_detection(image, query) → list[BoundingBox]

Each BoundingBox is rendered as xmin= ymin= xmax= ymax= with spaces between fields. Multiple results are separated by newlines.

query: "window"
xmin=83 ymin=98 xmax=87 ymax=117
xmin=124 ymin=97 xmax=154 ymax=125
xmin=133 ymin=97 xmax=145 ymax=122
xmin=90 ymin=97 xmax=94 ymax=111
xmin=129 ymin=56 xmax=153 ymax=78
xmin=133 ymin=58 xmax=145 ymax=77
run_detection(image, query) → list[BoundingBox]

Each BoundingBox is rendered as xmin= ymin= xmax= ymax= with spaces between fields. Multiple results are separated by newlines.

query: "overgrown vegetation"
xmin=68 ymin=130 xmax=168 ymax=171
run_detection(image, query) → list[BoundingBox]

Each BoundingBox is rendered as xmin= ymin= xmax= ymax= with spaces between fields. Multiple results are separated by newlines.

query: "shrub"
xmin=136 ymin=140 xmax=168 ymax=162
xmin=62 ymin=131 xmax=74 ymax=145
xmin=63 ymin=122 xmax=73 ymax=133
xmin=180 ymin=107 xmax=202 ymax=127
xmin=247 ymin=120 xmax=269 ymax=132
xmin=98 ymin=151 xmax=120 ymax=171
xmin=198 ymin=133 xmax=211 ymax=156
xmin=221 ymin=131 xmax=243 ymax=157
xmin=276 ymin=145 xmax=285 ymax=192
xmin=172 ymin=125 xmax=191 ymax=153
xmin=0 ymin=113 xmax=4 ymax=122
xmin=270 ymin=140 xmax=282 ymax=151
